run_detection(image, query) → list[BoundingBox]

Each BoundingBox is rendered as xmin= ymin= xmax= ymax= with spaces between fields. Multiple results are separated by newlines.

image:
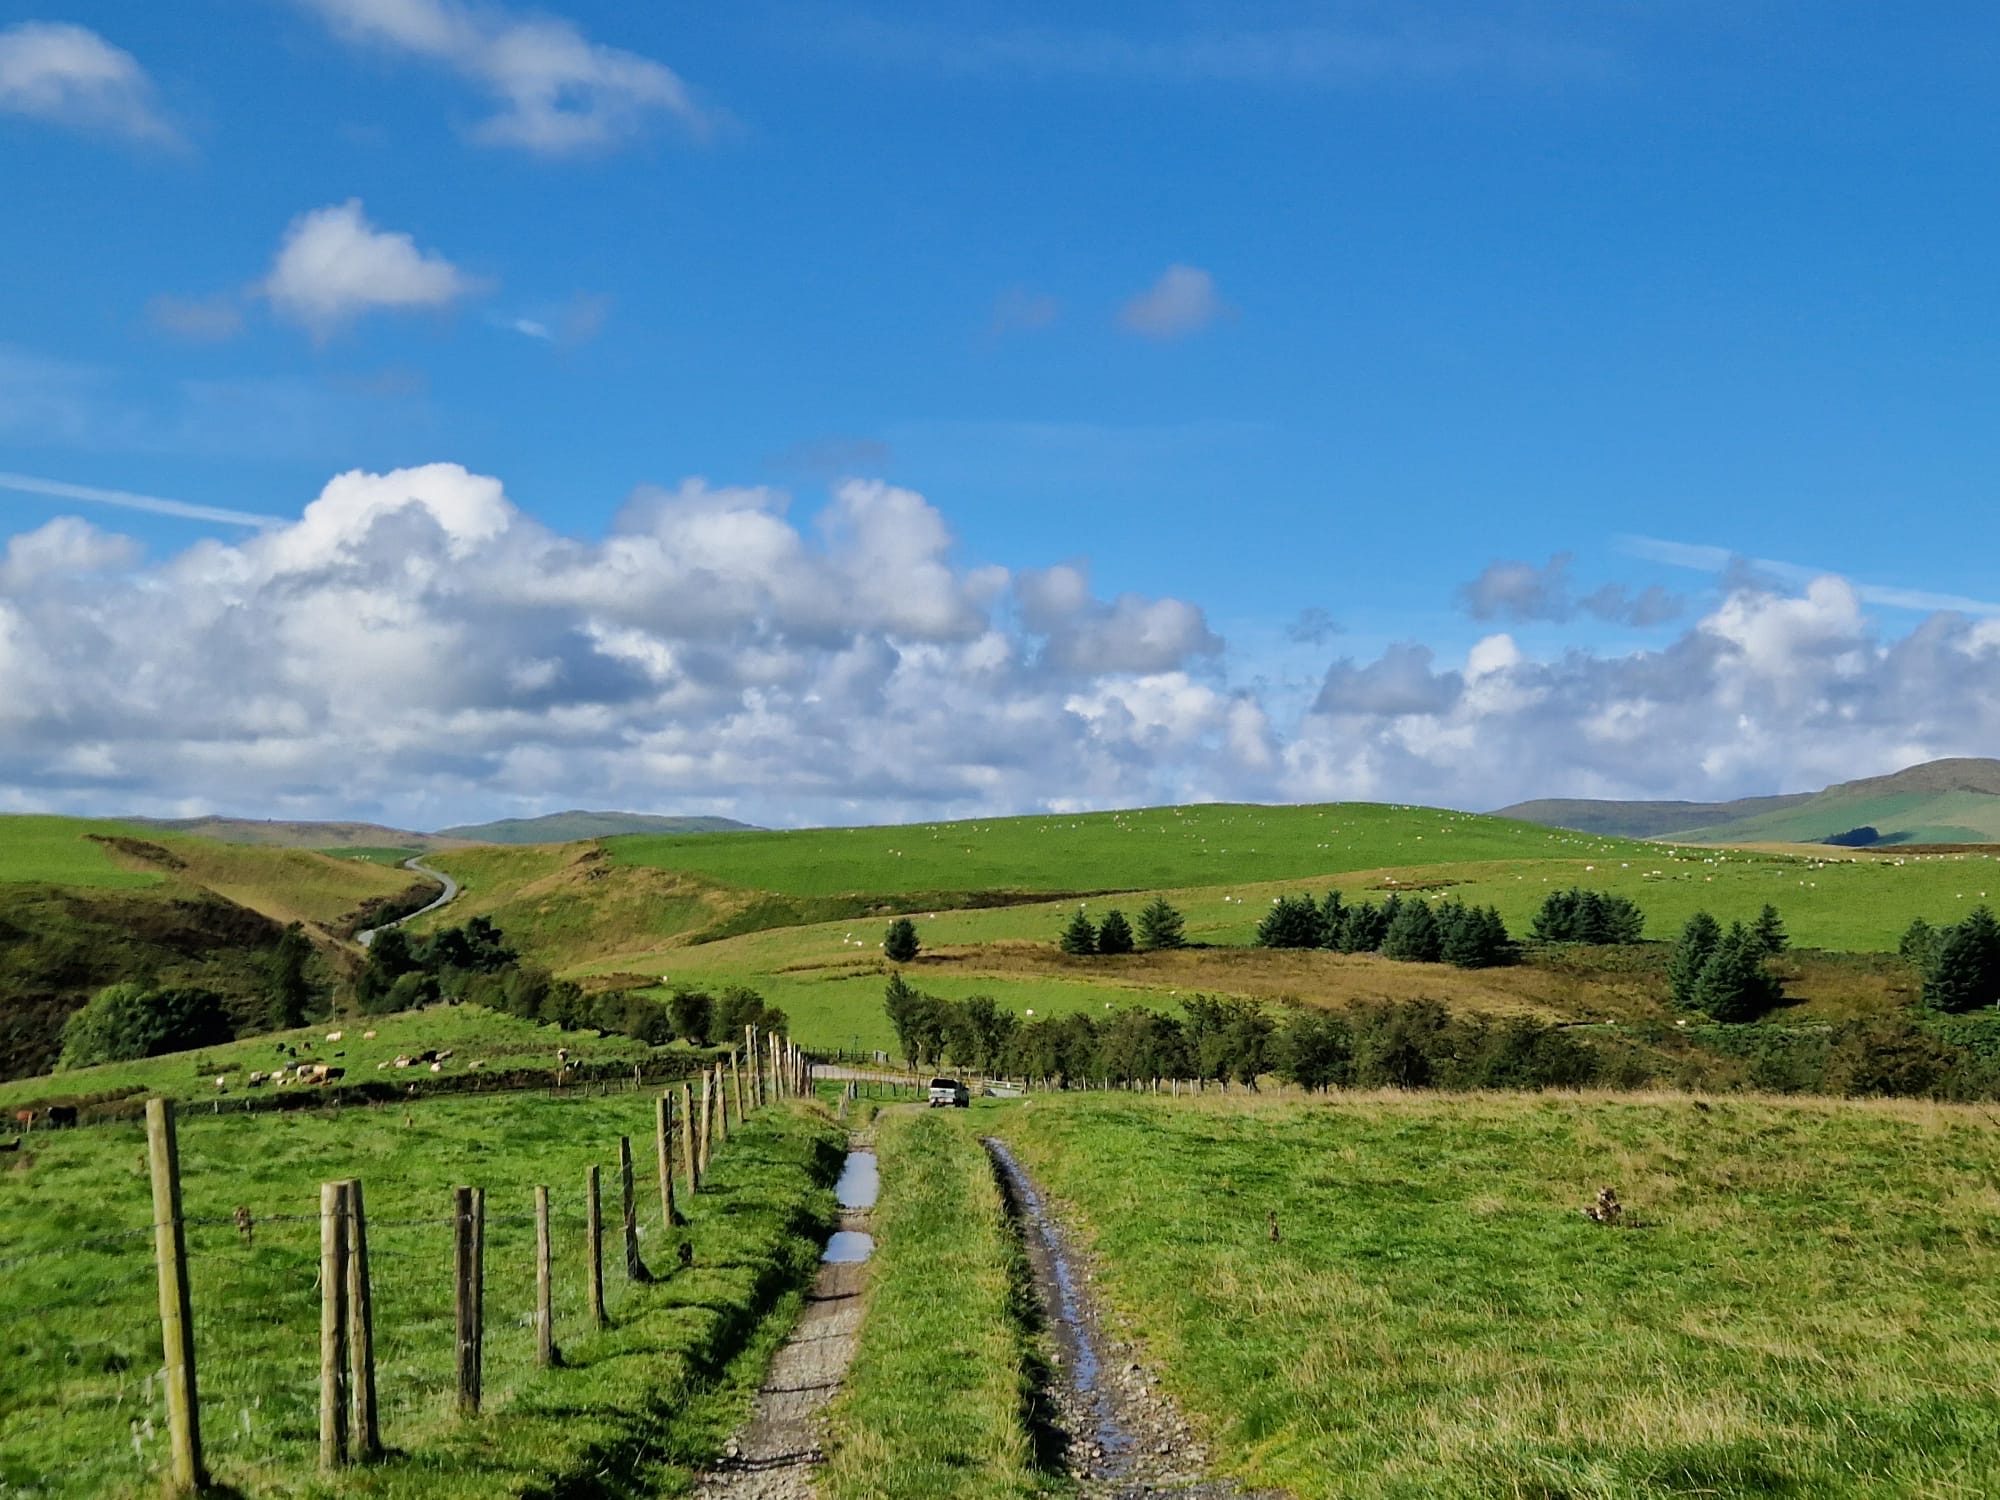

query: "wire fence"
xmin=0 ymin=1035 xmax=814 ymax=1499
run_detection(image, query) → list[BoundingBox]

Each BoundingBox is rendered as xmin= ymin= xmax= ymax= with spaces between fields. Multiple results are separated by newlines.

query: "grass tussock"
xmin=822 ymin=1108 xmax=1041 ymax=1499
xmin=993 ymin=1089 xmax=2000 ymax=1498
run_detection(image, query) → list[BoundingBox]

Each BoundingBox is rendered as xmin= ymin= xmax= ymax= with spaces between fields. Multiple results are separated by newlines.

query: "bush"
xmin=884 ymin=917 xmax=921 ymax=964
xmin=668 ymin=988 xmax=715 ymax=1045
xmin=60 ymin=982 xmax=235 ymax=1068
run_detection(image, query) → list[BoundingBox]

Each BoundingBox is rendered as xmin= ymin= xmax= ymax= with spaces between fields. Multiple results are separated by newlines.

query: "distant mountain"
xmin=129 ymin=816 xmax=471 ymax=853
xmin=1494 ymin=794 xmax=1815 ymax=840
xmin=435 ymin=811 xmax=760 ymax=844
xmin=1499 ymin=758 xmax=2000 ymax=846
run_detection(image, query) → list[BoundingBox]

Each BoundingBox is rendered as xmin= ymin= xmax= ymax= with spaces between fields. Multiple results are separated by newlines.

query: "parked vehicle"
xmin=928 ymin=1076 xmax=969 ymax=1108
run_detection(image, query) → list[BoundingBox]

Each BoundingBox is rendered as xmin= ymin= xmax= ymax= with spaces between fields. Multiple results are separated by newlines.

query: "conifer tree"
xmin=1257 ymin=894 xmax=1324 ymax=948
xmin=1095 ymin=908 xmax=1135 ymax=955
xmin=1922 ymin=905 xmax=2000 ymax=1013
xmin=1691 ymin=922 xmax=1780 ymax=1022
xmin=1059 ymin=909 xmax=1098 ymax=955
xmin=1668 ymin=912 xmax=1722 ymax=1008
xmin=1136 ymin=896 xmax=1186 ymax=951
xmin=1319 ymin=890 xmax=1347 ymax=950
xmin=1751 ymin=903 xmax=1788 ymax=956
xmin=1382 ymin=898 xmax=1443 ymax=963
xmin=884 ymin=916 xmax=920 ymax=963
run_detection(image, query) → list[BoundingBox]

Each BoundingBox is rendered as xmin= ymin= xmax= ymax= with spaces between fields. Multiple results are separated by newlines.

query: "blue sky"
xmin=4 ymin=1 xmax=2000 ymax=827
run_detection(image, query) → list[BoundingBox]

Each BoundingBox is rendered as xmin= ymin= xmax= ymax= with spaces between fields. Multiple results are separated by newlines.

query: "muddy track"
xmin=694 ymin=1138 xmax=876 ymax=1499
xmin=982 ymin=1137 xmax=1267 ymax=1500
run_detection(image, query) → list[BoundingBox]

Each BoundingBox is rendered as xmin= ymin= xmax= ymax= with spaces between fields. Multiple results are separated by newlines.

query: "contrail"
xmin=0 ymin=471 xmax=281 ymax=529
xmin=1619 ymin=533 xmax=2000 ymax=618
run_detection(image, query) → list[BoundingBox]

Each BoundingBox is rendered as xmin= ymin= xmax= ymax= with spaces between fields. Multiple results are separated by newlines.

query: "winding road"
xmin=357 ymin=855 xmax=459 ymax=947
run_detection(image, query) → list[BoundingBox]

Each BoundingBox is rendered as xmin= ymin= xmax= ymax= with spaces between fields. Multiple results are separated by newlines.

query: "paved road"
xmin=357 ymin=855 xmax=459 ymax=947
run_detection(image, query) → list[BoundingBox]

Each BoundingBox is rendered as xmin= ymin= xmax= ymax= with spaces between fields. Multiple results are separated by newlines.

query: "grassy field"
xmin=0 ymin=1090 xmax=843 ymax=1499
xmin=0 ymin=1003 xmax=659 ymax=1112
xmin=0 ymin=817 xmax=158 ymax=889
xmin=316 ymin=846 xmax=423 ymax=867
xmin=601 ymin=803 xmax=1654 ymax=899
xmin=989 ymin=1090 xmax=2000 ymax=1498
xmin=822 ymin=1108 xmax=1041 ymax=1499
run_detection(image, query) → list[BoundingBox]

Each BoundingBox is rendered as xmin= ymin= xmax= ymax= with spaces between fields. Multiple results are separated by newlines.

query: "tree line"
xmin=1254 ymin=889 xmax=1516 ymax=968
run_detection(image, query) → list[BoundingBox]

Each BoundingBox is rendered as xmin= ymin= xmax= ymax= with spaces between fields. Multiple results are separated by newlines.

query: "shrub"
xmin=60 ymin=982 xmax=235 ymax=1068
xmin=668 ymin=988 xmax=715 ymax=1045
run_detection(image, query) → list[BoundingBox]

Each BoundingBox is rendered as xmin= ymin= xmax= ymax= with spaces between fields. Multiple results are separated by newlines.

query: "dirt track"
xmin=693 ymin=1139 xmax=873 ymax=1499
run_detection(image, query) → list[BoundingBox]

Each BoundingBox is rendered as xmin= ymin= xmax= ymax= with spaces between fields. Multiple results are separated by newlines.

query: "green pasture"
xmin=1686 ymin=787 xmax=2000 ymax=845
xmin=991 ymin=1090 xmax=2000 ymax=1498
xmin=0 ymin=1004 xmax=658 ymax=1112
xmin=315 ymin=846 xmax=422 ymax=867
xmin=0 ymin=1091 xmax=842 ymax=1499
xmin=604 ymin=802 xmax=1654 ymax=899
xmin=0 ymin=816 xmax=157 ymax=889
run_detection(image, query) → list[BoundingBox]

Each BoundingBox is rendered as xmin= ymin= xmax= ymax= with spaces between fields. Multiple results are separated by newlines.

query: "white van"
xmin=927 ymin=1077 xmax=969 ymax=1108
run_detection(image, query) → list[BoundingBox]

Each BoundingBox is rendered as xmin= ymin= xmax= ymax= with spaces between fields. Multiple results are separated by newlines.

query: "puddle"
xmin=822 ymin=1230 xmax=875 ymax=1263
xmin=835 ymin=1151 xmax=879 ymax=1209
xmin=983 ymin=1137 xmax=1135 ymax=1472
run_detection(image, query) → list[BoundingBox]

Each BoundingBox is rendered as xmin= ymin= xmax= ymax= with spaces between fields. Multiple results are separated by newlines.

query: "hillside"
xmin=126 ymin=815 xmax=471 ymax=852
xmin=438 ymin=810 xmax=760 ymax=843
xmin=0 ymin=816 xmax=435 ymax=1080
xmin=1680 ymin=758 xmax=2000 ymax=845
xmin=1495 ymin=792 xmax=1813 ymax=838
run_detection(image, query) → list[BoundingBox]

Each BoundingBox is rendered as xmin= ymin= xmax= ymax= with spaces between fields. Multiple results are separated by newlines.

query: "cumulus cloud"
xmin=297 ymin=0 xmax=711 ymax=154
xmin=259 ymin=200 xmax=481 ymax=335
xmin=991 ymin=285 xmax=1059 ymax=334
xmin=0 ymin=22 xmax=178 ymax=145
xmin=0 ymin=465 xmax=1243 ymax=825
xmin=1119 ymin=265 xmax=1225 ymax=339
xmin=1458 ymin=552 xmax=1684 ymax=627
xmin=1288 ymin=573 xmax=2000 ymax=809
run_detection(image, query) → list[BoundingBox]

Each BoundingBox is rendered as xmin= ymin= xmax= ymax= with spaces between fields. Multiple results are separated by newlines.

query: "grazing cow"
xmin=13 ymin=1109 xmax=34 ymax=1132
xmin=316 ymin=1067 xmax=345 ymax=1086
xmin=45 ymin=1106 xmax=78 ymax=1129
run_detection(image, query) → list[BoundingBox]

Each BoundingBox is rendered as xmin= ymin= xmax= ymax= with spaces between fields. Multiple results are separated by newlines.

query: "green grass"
xmin=606 ymin=803 xmax=1650 ymax=900
xmin=990 ymin=1090 xmax=2000 ymax=1497
xmin=823 ymin=1107 xmax=1041 ymax=1499
xmin=0 ymin=1004 xmax=660 ymax=1112
xmin=1687 ymin=787 xmax=2000 ymax=846
xmin=0 ymin=816 xmax=157 ymax=888
xmin=315 ymin=847 xmax=421 ymax=867
xmin=0 ymin=1091 xmax=844 ymax=1498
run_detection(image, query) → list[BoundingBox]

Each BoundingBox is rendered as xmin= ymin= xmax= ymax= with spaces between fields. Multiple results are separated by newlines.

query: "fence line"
xmin=4 ymin=1030 xmax=797 ymax=1496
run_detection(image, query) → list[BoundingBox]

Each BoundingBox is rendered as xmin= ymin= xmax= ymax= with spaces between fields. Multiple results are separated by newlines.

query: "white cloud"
xmin=1119 ymin=265 xmax=1225 ymax=339
xmin=0 ymin=464 xmax=1239 ymax=825
xmin=147 ymin=294 xmax=245 ymax=342
xmin=0 ymin=22 xmax=178 ymax=145
xmin=259 ymin=200 xmax=481 ymax=335
xmin=297 ymin=0 xmax=711 ymax=155
xmin=0 ymin=470 xmax=279 ymax=528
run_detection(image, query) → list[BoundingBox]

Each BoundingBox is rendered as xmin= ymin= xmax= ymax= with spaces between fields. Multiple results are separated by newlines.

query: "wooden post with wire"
xmin=680 ymin=1081 xmax=699 ymax=1192
xmin=320 ymin=1181 xmax=351 ymax=1470
xmin=146 ymin=1097 xmax=208 ymax=1495
xmin=745 ymin=1026 xmax=760 ymax=1108
xmin=345 ymin=1178 xmax=381 ymax=1461
xmin=656 ymin=1093 xmax=680 ymax=1227
xmin=585 ymin=1165 xmax=606 ymax=1329
xmin=534 ymin=1185 xmax=559 ymax=1367
xmin=619 ymin=1136 xmax=650 ymax=1282
xmin=697 ymin=1072 xmax=713 ymax=1176
xmin=731 ymin=1050 xmax=745 ymax=1127
xmin=453 ymin=1186 xmax=484 ymax=1414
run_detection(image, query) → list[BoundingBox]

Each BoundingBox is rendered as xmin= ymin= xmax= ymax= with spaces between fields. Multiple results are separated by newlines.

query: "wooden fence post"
xmin=534 ymin=1186 xmax=559 ymax=1368
xmin=731 ymin=1050 xmax=745 ymax=1127
xmin=619 ymin=1136 xmax=650 ymax=1282
xmin=745 ymin=1026 xmax=759 ymax=1109
xmin=320 ymin=1182 xmax=351 ymax=1470
xmin=697 ymin=1072 xmax=713 ymax=1177
xmin=454 ymin=1186 xmax=484 ymax=1414
xmin=145 ymin=1098 xmax=207 ymax=1495
xmin=345 ymin=1178 xmax=380 ymax=1461
xmin=680 ymin=1081 xmax=699 ymax=1192
xmin=715 ymin=1062 xmax=732 ymax=1147
xmin=585 ymin=1165 xmax=606 ymax=1329
xmin=656 ymin=1093 xmax=680 ymax=1227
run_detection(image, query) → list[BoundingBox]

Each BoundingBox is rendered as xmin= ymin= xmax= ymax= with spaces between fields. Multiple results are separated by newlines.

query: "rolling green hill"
xmin=438 ymin=810 xmax=759 ymax=843
xmin=1679 ymin=759 xmax=2000 ymax=845
xmin=1495 ymin=792 xmax=1814 ymax=838
xmin=126 ymin=815 xmax=470 ymax=852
